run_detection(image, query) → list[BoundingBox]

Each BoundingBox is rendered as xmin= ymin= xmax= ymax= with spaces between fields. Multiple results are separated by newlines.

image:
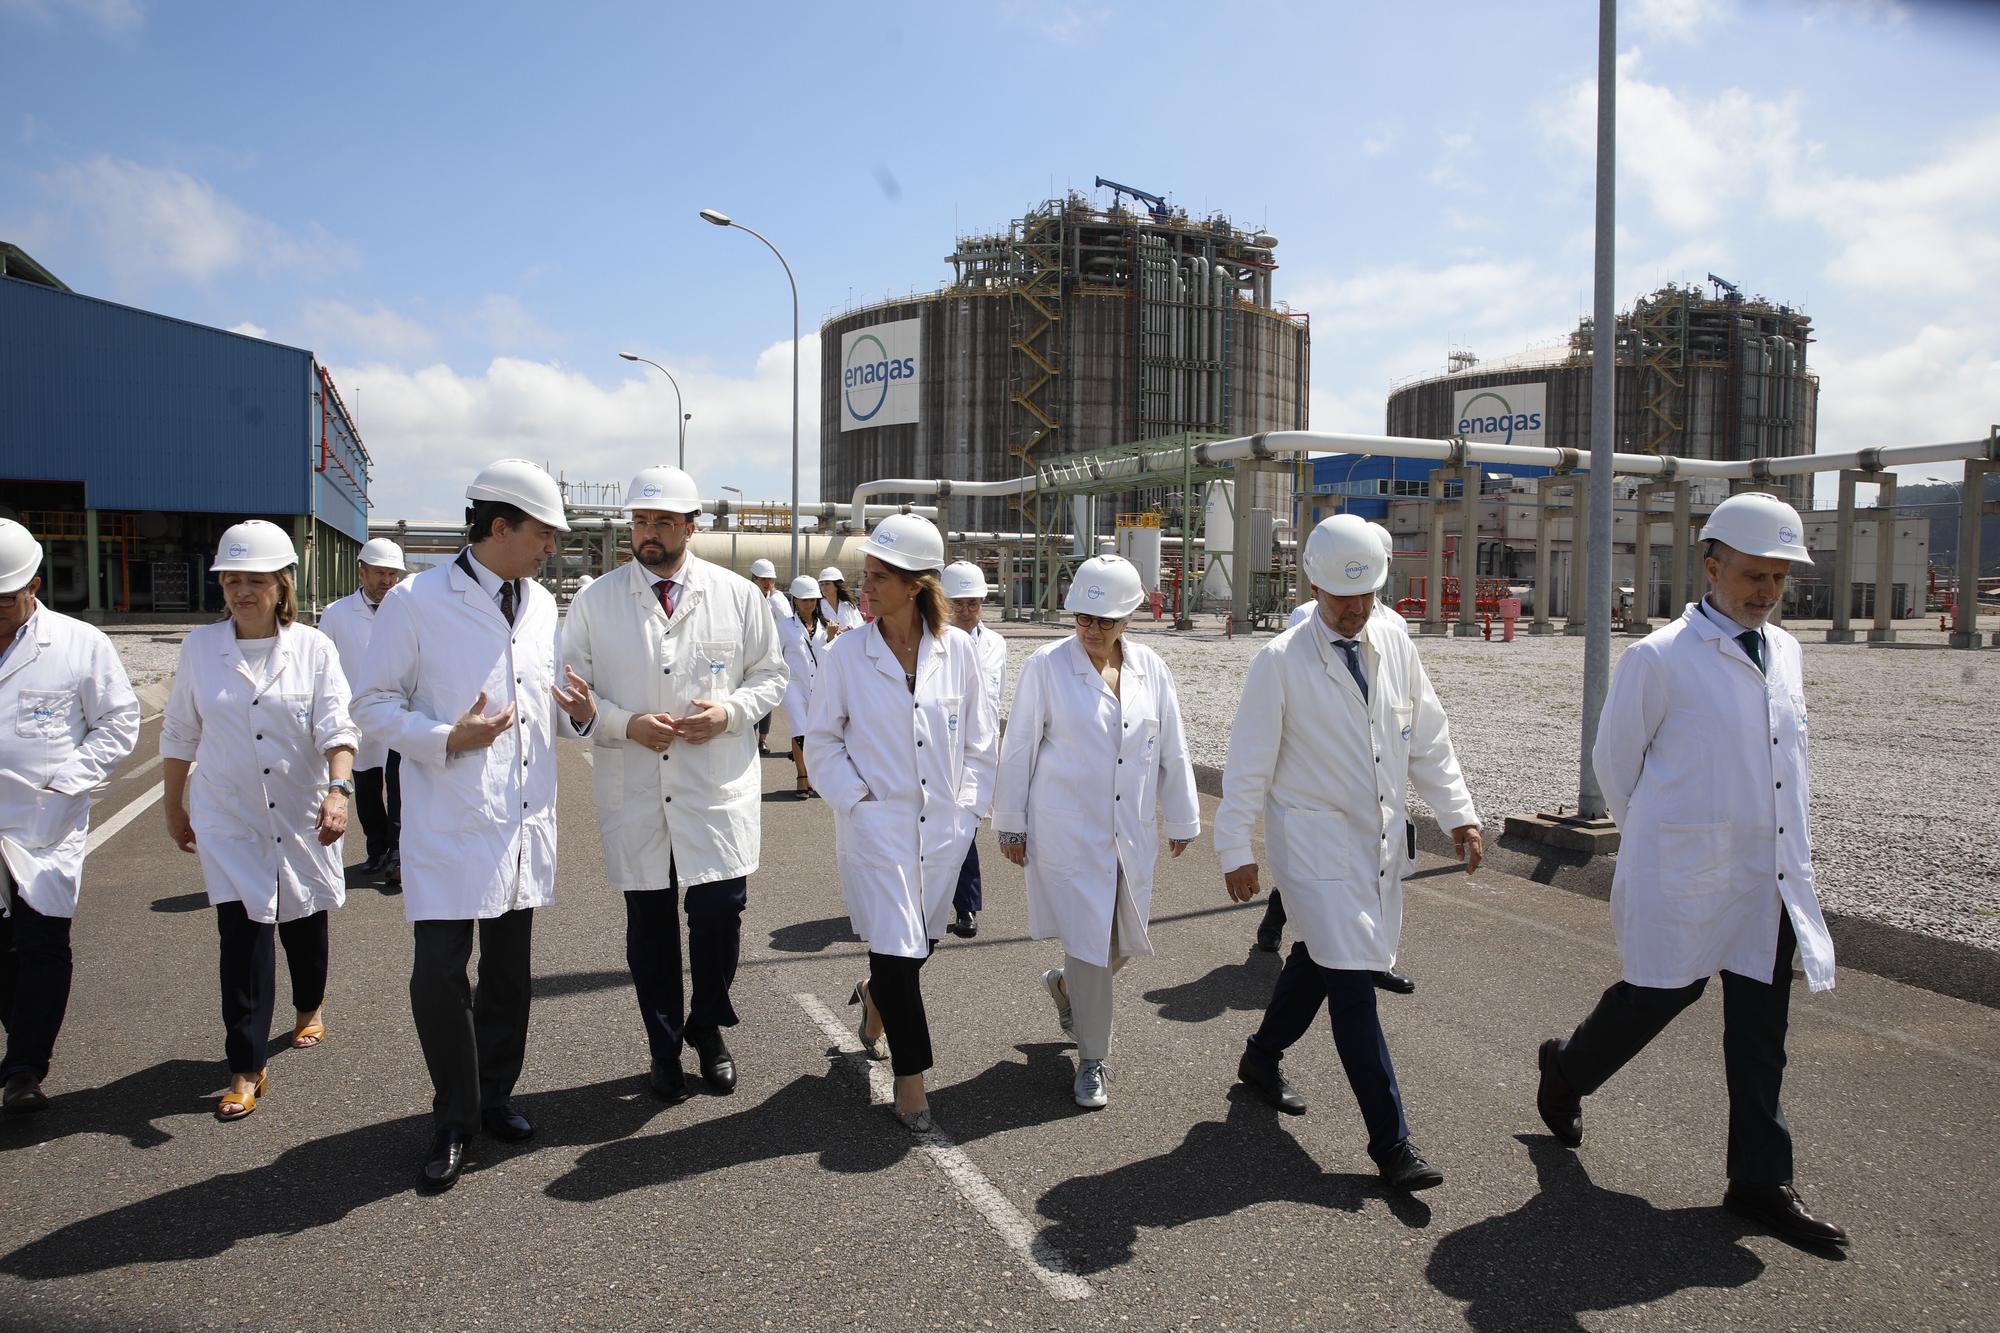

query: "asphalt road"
xmin=0 ymin=719 xmax=1993 ymax=1331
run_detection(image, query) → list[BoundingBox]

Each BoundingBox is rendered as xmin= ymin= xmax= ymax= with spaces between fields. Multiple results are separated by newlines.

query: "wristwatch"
xmin=324 ymin=778 xmax=355 ymax=796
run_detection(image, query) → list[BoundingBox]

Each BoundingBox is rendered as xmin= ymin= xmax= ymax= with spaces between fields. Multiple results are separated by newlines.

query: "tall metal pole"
xmin=619 ymin=354 xmax=686 ymax=470
xmin=1578 ymin=0 xmax=1617 ymax=819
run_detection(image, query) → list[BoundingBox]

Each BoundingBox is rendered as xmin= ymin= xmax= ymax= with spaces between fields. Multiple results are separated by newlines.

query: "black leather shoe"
xmin=360 ymin=851 xmax=387 ymax=875
xmin=1378 ymin=1139 xmax=1445 ymax=1192
xmin=949 ymin=909 xmax=978 ymax=938
xmin=691 ymin=1030 xmax=737 ymax=1094
xmin=651 ymin=1057 xmax=690 ymax=1104
xmin=1724 ymin=1181 xmax=1849 ymax=1246
xmin=1373 ymin=969 xmax=1416 ymax=994
xmin=1253 ymin=926 xmax=1281 ymax=954
xmin=1536 ymin=1038 xmax=1583 ymax=1148
xmin=1237 ymin=1053 xmax=1306 ymax=1115
xmin=2 ymin=1072 xmax=48 ymax=1115
xmin=383 ymin=851 xmax=402 ymax=894
xmin=422 ymin=1127 xmax=468 ymax=1188
xmin=480 ymin=1103 xmax=534 ymax=1142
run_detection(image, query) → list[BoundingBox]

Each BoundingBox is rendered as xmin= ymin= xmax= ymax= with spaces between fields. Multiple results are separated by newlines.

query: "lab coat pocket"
xmin=1390 ymin=704 xmax=1415 ymax=744
xmin=694 ymin=640 xmax=740 ymax=699
xmin=1283 ymin=808 xmax=1352 ymax=884
xmin=26 ymin=788 xmax=87 ymax=849
xmin=15 ymin=690 xmax=76 ymax=740
xmin=279 ymin=692 xmax=315 ymax=736
xmin=1130 ymin=714 xmax=1161 ymax=822
xmin=1656 ymin=822 xmax=1730 ymax=894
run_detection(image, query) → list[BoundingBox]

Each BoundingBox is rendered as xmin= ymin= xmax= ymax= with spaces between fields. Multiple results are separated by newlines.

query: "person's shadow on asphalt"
xmin=1425 ymin=1135 xmax=1771 ymax=1330
xmin=1034 ymin=1087 xmax=1423 ymax=1276
xmin=1141 ymin=952 xmax=1280 ymax=1025
xmin=766 ymin=916 xmax=861 ymax=954
xmin=0 ymin=1057 xmax=220 ymax=1152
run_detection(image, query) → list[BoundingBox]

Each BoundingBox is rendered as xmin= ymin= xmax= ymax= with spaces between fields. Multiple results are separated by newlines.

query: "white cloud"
xmin=0 ymin=0 xmax=144 ymax=31
xmin=38 ymin=156 xmax=352 ymax=285
xmin=342 ymin=336 xmax=822 ymax=521
xmin=1631 ymin=0 xmax=1731 ymax=44
xmin=226 ymin=320 xmax=269 ymax=340
xmin=1810 ymin=324 xmax=2000 ymax=458
xmin=301 ymin=300 xmax=437 ymax=363
xmin=1291 ymin=258 xmax=1556 ymax=336
xmin=1036 ymin=4 xmax=1109 ymax=45
xmin=471 ymin=294 xmax=559 ymax=352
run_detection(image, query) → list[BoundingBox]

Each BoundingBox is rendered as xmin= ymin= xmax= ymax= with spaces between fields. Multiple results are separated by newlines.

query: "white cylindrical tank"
xmin=1202 ymin=479 xmax=1234 ymax=602
xmin=1118 ymin=524 xmax=1164 ymax=593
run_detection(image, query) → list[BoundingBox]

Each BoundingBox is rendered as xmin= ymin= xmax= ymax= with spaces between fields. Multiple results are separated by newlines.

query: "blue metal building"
xmin=0 ymin=248 xmax=368 ymax=618
xmin=1303 ymin=452 xmax=1556 ymax=525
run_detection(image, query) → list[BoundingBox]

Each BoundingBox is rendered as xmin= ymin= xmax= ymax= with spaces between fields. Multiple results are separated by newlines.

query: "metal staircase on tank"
xmin=1007 ymin=202 xmax=1066 ymax=611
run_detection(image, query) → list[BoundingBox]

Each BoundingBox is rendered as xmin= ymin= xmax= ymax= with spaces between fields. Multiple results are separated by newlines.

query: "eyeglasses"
xmin=631 ymin=514 xmax=695 ymax=532
xmin=1072 ymin=613 xmax=1126 ymax=630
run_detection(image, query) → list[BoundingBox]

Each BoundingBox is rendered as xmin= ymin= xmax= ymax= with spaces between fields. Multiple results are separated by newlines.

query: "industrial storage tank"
xmin=820 ymin=190 xmax=1311 ymax=539
xmin=1386 ymin=282 xmax=1818 ymax=512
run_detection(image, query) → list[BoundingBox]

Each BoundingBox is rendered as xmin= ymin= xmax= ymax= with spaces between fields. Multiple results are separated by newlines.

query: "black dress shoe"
xmin=1724 ymin=1181 xmax=1849 ymax=1246
xmin=422 ymin=1127 xmax=468 ymax=1188
xmin=383 ymin=851 xmax=402 ymax=893
xmin=1536 ymin=1038 xmax=1583 ymax=1148
xmin=480 ymin=1104 xmax=534 ymax=1142
xmin=1378 ymin=1139 xmax=1445 ymax=1192
xmin=360 ymin=851 xmax=387 ymax=875
xmin=1373 ymin=969 xmax=1416 ymax=994
xmin=691 ymin=1030 xmax=737 ymax=1094
xmin=1 ymin=1072 xmax=48 ymax=1115
xmin=1236 ymin=1053 xmax=1307 ymax=1115
xmin=651 ymin=1057 xmax=690 ymax=1104
xmin=1253 ymin=927 xmax=1281 ymax=954
xmin=949 ymin=909 xmax=978 ymax=938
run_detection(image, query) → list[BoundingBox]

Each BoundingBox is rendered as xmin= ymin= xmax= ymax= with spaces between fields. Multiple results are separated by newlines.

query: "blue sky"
xmin=4 ymin=0 xmax=1996 ymax=517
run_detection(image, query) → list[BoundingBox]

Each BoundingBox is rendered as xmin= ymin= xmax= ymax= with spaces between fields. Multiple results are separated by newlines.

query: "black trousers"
xmin=0 ymin=896 xmax=74 ymax=1081
xmin=952 ymin=841 xmax=983 ymax=916
xmin=215 ymin=903 xmax=328 ymax=1075
xmin=1555 ymin=911 xmax=1798 ymax=1184
xmin=353 ymin=751 xmax=402 ymax=861
xmin=626 ymin=863 xmax=747 ymax=1063
xmin=869 ymin=943 xmax=937 ymax=1077
xmin=1247 ymin=942 xmax=1410 ymax=1162
xmin=410 ymin=909 xmax=534 ymax=1132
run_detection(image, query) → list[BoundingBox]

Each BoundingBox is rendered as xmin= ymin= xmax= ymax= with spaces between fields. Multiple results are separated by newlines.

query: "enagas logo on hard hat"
xmin=1344 ymin=560 xmax=1370 ymax=581
xmin=1086 ymin=584 xmax=1104 ymax=600
xmin=875 ymin=530 xmax=898 ymax=547
xmin=641 ymin=484 xmax=662 ymax=498
xmin=228 ymin=543 xmax=250 ymax=558
xmin=1777 ymin=526 xmax=1798 ymax=545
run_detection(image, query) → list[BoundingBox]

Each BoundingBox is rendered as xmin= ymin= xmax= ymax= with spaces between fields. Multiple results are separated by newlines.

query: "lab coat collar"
xmin=220 ymin=618 xmax=305 ymax=694
xmin=0 ymin=605 xmax=51 ymax=686
xmin=864 ymin=618 xmax=944 ymax=689
xmin=626 ymin=554 xmax=704 ymax=628
xmin=450 ymin=548 xmax=514 ymax=629
xmin=1063 ymin=632 xmax=1146 ymax=695
xmin=1310 ymin=618 xmax=1373 ymax=705
xmin=1681 ymin=601 xmax=1766 ymax=678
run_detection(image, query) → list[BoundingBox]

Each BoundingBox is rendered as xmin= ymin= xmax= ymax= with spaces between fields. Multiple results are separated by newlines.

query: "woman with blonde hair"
xmin=161 ymin=520 xmax=356 ymax=1119
xmin=804 ymin=515 xmax=997 ymax=1132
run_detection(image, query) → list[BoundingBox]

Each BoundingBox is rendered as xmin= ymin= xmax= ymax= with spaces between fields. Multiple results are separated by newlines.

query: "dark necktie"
xmin=499 ymin=580 xmax=516 ymax=627
xmin=655 ymin=580 xmax=676 ymax=618
xmin=1737 ymin=629 xmax=1763 ymax=673
xmin=1335 ymin=639 xmax=1369 ymax=702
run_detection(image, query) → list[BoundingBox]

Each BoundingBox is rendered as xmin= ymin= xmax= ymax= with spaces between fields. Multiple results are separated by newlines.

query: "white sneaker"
xmin=1073 ymin=1059 xmax=1109 ymax=1109
xmin=1041 ymin=968 xmax=1074 ymax=1037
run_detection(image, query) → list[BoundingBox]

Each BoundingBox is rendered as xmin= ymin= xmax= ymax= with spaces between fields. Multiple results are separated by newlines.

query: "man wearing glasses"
xmin=562 ymin=468 xmax=786 ymax=1104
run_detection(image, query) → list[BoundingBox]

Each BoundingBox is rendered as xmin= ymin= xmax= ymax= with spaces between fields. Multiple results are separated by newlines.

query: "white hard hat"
xmin=817 ymin=565 xmax=846 ymax=583
xmin=942 ymin=560 xmax=989 ymax=600
xmin=1368 ymin=521 xmax=1395 ymax=562
xmin=0 ymin=518 xmax=44 ymax=594
xmin=357 ymin=537 xmax=407 ymax=571
xmin=575 ymin=574 xmax=596 ymax=592
xmin=466 ymin=458 xmax=570 ymax=532
xmin=1700 ymin=492 xmax=1814 ymax=564
xmin=749 ymin=558 xmax=777 ymax=579
xmin=1303 ymin=514 xmax=1389 ymax=596
xmin=211 ymin=520 xmax=299 ymax=574
xmin=858 ymin=514 xmax=945 ymax=573
xmin=788 ymin=575 xmax=821 ymax=600
xmin=1063 ymin=553 xmax=1147 ymax=618
xmin=623 ymin=465 xmax=701 ymax=515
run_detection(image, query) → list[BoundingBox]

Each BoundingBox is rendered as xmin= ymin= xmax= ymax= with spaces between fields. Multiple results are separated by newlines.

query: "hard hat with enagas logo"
xmin=1699 ymin=492 xmax=1813 ymax=564
xmin=357 ymin=537 xmax=407 ymax=571
xmin=622 ymin=466 xmax=701 ymax=516
xmin=211 ymin=520 xmax=299 ymax=573
xmin=942 ymin=561 xmax=989 ymax=600
xmin=1303 ymin=513 xmax=1390 ymax=595
xmin=1063 ymin=553 xmax=1147 ymax=618
xmin=466 ymin=458 xmax=571 ymax=532
xmin=858 ymin=514 xmax=946 ymax=573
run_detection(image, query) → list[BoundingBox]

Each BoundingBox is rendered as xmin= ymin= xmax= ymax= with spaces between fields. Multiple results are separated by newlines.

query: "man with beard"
xmin=563 ymin=467 xmax=787 ymax=1102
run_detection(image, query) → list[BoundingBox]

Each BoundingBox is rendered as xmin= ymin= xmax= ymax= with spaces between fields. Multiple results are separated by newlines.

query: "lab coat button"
xmin=919 ymin=816 xmax=926 ymax=823
xmin=255 ymin=734 xmax=263 ymax=740
xmin=251 ymin=699 xmax=258 ymax=706
xmin=263 ymin=768 xmax=270 ymax=775
xmin=1776 ymin=782 xmax=1783 ymax=789
xmin=1779 ymin=872 xmax=1786 ymax=881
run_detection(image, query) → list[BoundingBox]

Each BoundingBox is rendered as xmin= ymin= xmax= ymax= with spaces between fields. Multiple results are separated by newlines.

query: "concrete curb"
xmin=134 ymin=679 xmax=172 ymax=719
xmin=1189 ymin=761 xmax=2000 ymax=1011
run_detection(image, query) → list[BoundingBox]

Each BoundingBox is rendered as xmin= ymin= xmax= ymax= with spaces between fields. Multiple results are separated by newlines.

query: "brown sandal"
xmin=292 ymin=1012 xmax=326 ymax=1049
xmin=217 ymin=1069 xmax=269 ymax=1121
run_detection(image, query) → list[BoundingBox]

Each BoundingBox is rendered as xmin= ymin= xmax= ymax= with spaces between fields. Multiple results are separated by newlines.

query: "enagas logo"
xmin=1344 ymin=560 xmax=1370 ymax=581
xmin=228 ymin=543 xmax=250 ymax=558
xmin=1086 ymin=584 xmax=1105 ymax=601
xmin=844 ymin=334 xmax=915 ymax=423
xmin=1455 ymin=391 xmax=1544 ymax=446
xmin=1777 ymin=526 xmax=1798 ymax=546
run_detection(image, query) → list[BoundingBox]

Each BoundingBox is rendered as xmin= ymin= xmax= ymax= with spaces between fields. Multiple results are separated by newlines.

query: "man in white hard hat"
xmin=1535 ymin=491 xmax=1847 ymax=1247
xmin=1217 ymin=513 xmax=1482 ymax=1193
xmin=317 ymin=537 xmax=409 ymax=889
xmin=353 ymin=458 xmax=597 ymax=1189
xmin=942 ymin=560 xmax=1006 ymax=938
xmin=1268 ymin=520 xmax=1416 ymax=994
xmin=0 ymin=518 xmax=140 ymax=1113
xmin=748 ymin=557 xmax=791 ymax=755
xmin=563 ymin=467 xmax=786 ymax=1104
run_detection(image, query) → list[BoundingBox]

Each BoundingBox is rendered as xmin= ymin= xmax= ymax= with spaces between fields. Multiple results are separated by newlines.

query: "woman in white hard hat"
xmin=940 ymin=560 xmax=1006 ymax=939
xmin=778 ymin=575 xmax=829 ymax=798
xmin=992 ymin=554 xmax=1200 ymax=1108
xmin=749 ymin=558 xmax=791 ymax=755
xmin=817 ymin=566 xmax=863 ymax=636
xmin=160 ymin=521 xmax=358 ymax=1119
xmin=803 ymin=514 xmax=998 ymax=1132
xmin=317 ymin=537 xmax=409 ymax=890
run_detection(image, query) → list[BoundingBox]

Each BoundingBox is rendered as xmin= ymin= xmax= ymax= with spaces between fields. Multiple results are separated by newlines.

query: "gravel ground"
xmin=100 ymin=624 xmax=191 ymax=689
xmin=990 ymin=608 xmax=2000 ymax=954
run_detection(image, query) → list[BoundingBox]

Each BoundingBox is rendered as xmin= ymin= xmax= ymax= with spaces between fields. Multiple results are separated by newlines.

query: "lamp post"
xmin=701 ymin=208 xmax=801 ymax=581
xmin=721 ymin=484 xmax=742 ymax=573
xmin=618 ymin=353 xmax=688 ymax=470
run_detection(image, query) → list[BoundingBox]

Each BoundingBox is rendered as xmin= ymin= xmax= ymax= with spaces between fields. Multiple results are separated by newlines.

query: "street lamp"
xmin=618 ymin=352 xmax=688 ymax=470
xmin=701 ymin=207 xmax=801 ymax=581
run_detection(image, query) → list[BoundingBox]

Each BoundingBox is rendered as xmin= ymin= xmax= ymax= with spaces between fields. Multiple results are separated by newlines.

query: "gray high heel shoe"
xmin=847 ymin=982 xmax=890 ymax=1061
xmin=892 ymin=1105 xmax=933 ymax=1134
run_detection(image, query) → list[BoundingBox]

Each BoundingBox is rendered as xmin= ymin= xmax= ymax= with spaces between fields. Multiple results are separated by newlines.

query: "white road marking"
xmin=120 ymin=753 xmax=164 ymax=784
xmin=87 ymin=782 xmax=164 ymax=853
xmin=792 ymin=991 xmax=1094 ymax=1303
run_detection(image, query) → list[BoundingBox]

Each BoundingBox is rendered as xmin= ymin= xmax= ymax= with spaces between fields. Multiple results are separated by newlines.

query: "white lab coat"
xmin=317 ymin=590 xmax=392 ymax=769
xmin=562 ymin=555 xmax=787 ymax=892
xmin=777 ymin=613 xmax=828 ymax=738
xmin=352 ymin=554 xmax=567 ymax=922
xmin=767 ymin=589 xmax=796 ymax=622
xmin=1287 ymin=599 xmax=1409 ymax=642
xmin=0 ymin=606 xmax=139 ymax=917
xmin=992 ymin=636 xmax=1201 ymax=967
xmin=1215 ymin=617 xmax=1477 ymax=970
xmin=803 ymin=621 xmax=998 ymax=958
xmin=160 ymin=621 xmax=356 ymax=924
xmin=823 ymin=598 xmax=865 ymax=634
xmin=1593 ymin=602 xmax=1835 ymax=992
xmin=966 ymin=623 xmax=1008 ymax=720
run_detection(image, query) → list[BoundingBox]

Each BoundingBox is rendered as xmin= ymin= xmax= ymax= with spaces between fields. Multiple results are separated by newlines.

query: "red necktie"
xmin=655 ymin=580 xmax=675 ymax=618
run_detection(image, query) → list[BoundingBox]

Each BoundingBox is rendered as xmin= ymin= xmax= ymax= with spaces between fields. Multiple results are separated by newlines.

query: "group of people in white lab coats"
xmin=0 ymin=473 xmax=1851 ymax=1241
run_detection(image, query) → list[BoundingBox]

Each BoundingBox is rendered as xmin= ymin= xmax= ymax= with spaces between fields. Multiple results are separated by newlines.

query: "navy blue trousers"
xmin=1247 ymin=941 xmax=1410 ymax=1162
xmin=626 ymin=861 xmax=747 ymax=1063
xmin=952 ymin=841 xmax=982 ymax=916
